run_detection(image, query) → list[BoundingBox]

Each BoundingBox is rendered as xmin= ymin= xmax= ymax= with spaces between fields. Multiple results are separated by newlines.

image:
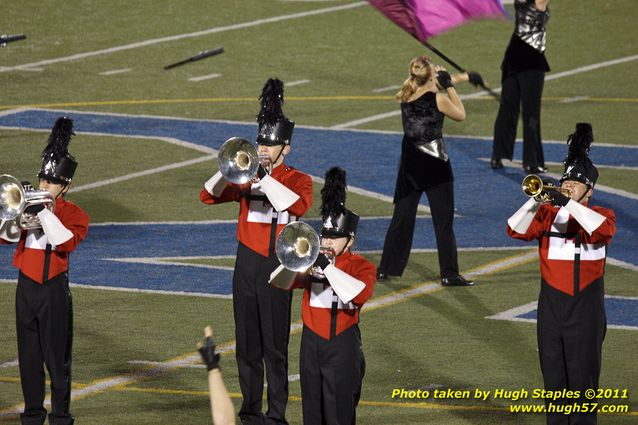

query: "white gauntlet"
xmin=204 ymin=171 xmax=228 ymax=197
xmin=37 ymin=209 xmax=73 ymax=245
xmin=507 ymin=197 xmax=541 ymax=234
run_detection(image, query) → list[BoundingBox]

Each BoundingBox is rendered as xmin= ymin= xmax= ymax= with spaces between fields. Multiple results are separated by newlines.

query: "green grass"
xmin=1 ymin=253 xmax=635 ymax=424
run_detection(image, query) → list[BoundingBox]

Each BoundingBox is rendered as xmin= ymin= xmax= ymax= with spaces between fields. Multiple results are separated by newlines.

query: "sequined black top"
xmin=393 ymin=91 xmax=453 ymax=202
xmin=502 ymin=0 xmax=550 ymax=80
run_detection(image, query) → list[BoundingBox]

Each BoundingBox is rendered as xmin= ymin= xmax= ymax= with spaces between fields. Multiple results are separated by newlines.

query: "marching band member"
xmin=0 ymin=117 xmax=90 ymax=425
xmin=506 ymin=123 xmax=615 ymax=425
xmin=200 ymin=79 xmax=312 ymax=425
xmin=278 ymin=167 xmax=376 ymax=425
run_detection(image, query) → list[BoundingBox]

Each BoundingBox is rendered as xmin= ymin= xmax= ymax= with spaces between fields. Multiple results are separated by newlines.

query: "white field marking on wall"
xmin=69 ymin=154 xmax=216 ymax=193
xmin=332 ymin=54 xmax=638 ymax=129
xmin=372 ymin=85 xmax=400 ymax=93
xmin=188 ymin=73 xmax=222 ymax=82
xmin=0 ymin=2 xmax=368 ymax=73
xmin=286 ymin=79 xmax=310 ymax=87
xmin=99 ymin=68 xmax=132 ymax=76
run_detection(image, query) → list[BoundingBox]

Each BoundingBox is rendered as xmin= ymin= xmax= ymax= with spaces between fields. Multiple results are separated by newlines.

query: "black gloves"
xmin=198 ymin=331 xmax=221 ymax=371
xmin=436 ymin=71 xmax=454 ymax=89
xmin=467 ymin=71 xmax=484 ymax=87
xmin=551 ymin=190 xmax=570 ymax=207
xmin=313 ymin=253 xmax=330 ymax=270
xmin=21 ymin=181 xmax=34 ymax=191
xmin=24 ymin=203 xmax=45 ymax=215
xmin=257 ymin=163 xmax=268 ymax=179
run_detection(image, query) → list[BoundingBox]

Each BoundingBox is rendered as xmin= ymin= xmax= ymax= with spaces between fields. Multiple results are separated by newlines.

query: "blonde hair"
xmin=395 ymin=55 xmax=433 ymax=103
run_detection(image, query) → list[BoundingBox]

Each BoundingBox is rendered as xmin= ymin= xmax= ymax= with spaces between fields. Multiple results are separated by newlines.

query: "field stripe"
xmin=188 ymin=73 xmax=222 ymax=82
xmin=99 ymin=68 xmax=132 ymax=76
xmin=69 ymin=154 xmax=215 ymax=193
xmin=332 ymin=53 xmax=638 ymax=128
xmin=0 ymin=2 xmax=367 ymax=73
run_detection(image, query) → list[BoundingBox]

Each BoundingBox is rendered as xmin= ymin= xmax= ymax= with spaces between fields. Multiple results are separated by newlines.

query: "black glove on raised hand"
xmin=198 ymin=335 xmax=221 ymax=371
xmin=313 ymin=253 xmax=330 ymax=270
xmin=24 ymin=203 xmax=45 ymax=215
xmin=257 ymin=163 xmax=268 ymax=179
xmin=467 ymin=71 xmax=484 ymax=87
xmin=551 ymin=190 xmax=570 ymax=207
xmin=436 ymin=71 xmax=454 ymax=89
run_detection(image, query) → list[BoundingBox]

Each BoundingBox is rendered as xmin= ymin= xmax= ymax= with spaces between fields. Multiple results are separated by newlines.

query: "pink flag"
xmin=368 ymin=0 xmax=506 ymax=42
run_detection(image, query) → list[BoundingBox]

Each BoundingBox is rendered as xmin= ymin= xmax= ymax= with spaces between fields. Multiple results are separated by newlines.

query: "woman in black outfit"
xmin=491 ymin=0 xmax=550 ymax=173
xmin=377 ymin=55 xmax=476 ymax=286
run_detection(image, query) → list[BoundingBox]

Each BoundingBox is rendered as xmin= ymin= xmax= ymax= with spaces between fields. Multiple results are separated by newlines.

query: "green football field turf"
xmin=1 ymin=0 xmax=637 ymax=423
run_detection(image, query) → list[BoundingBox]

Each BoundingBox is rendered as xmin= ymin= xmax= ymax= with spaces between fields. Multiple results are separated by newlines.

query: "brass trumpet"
xmin=522 ymin=174 xmax=571 ymax=202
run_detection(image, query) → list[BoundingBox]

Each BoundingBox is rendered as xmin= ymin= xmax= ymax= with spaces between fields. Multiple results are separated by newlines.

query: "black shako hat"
xmin=560 ymin=123 xmax=598 ymax=188
xmin=256 ymin=78 xmax=294 ymax=146
xmin=320 ymin=167 xmax=359 ymax=238
xmin=38 ymin=117 xmax=77 ymax=184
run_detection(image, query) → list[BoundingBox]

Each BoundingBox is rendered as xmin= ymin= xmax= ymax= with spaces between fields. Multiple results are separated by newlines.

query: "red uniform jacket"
xmin=200 ymin=163 xmax=313 ymax=257
xmin=1 ymin=197 xmax=90 ymax=284
xmin=293 ymin=252 xmax=376 ymax=340
xmin=507 ymin=202 xmax=615 ymax=295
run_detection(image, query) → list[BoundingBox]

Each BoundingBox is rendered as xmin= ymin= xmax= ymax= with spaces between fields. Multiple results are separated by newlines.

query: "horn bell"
xmin=217 ymin=137 xmax=260 ymax=184
xmin=275 ymin=222 xmax=320 ymax=272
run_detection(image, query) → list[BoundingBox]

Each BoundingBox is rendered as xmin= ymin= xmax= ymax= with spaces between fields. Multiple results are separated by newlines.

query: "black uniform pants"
xmin=537 ymin=279 xmax=606 ymax=425
xmin=492 ymin=69 xmax=546 ymax=169
xmin=379 ymin=182 xmax=459 ymax=278
xmin=300 ymin=325 xmax=365 ymax=425
xmin=16 ymin=272 xmax=74 ymax=425
xmin=233 ymin=243 xmax=292 ymax=425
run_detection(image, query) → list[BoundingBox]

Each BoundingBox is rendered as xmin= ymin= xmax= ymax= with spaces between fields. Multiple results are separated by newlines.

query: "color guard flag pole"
xmin=367 ymin=0 xmax=506 ymax=99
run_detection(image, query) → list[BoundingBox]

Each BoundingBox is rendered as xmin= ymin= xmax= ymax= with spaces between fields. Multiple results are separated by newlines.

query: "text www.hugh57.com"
xmin=510 ymin=403 xmax=629 ymax=415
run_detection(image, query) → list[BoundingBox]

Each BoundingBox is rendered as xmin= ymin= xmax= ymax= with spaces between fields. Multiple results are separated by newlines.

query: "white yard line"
xmin=69 ymin=154 xmax=216 ymax=193
xmin=99 ymin=68 xmax=132 ymax=76
xmin=188 ymin=73 xmax=222 ymax=82
xmin=332 ymin=54 xmax=638 ymax=129
xmin=286 ymin=79 xmax=310 ymax=87
xmin=0 ymin=2 xmax=367 ymax=73
xmin=372 ymin=85 xmax=400 ymax=93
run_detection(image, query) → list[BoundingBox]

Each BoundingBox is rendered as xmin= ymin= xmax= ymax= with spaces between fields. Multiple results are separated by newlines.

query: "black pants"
xmin=16 ymin=272 xmax=74 ymax=425
xmin=300 ymin=326 xmax=365 ymax=425
xmin=492 ymin=69 xmax=546 ymax=169
xmin=537 ymin=280 xmax=606 ymax=425
xmin=233 ymin=243 xmax=292 ymax=425
xmin=379 ymin=182 xmax=459 ymax=278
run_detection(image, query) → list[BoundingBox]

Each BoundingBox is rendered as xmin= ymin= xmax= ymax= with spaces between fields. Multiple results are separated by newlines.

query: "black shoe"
xmin=376 ymin=271 xmax=388 ymax=281
xmin=490 ymin=157 xmax=503 ymax=169
xmin=523 ymin=165 xmax=548 ymax=174
xmin=441 ymin=275 xmax=475 ymax=287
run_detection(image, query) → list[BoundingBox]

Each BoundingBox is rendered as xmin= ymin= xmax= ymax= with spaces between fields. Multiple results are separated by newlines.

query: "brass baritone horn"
xmin=275 ymin=222 xmax=321 ymax=272
xmin=522 ymin=174 xmax=571 ymax=202
xmin=217 ymin=137 xmax=260 ymax=184
xmin=0 ymin=174 xmax=55 ymax=229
